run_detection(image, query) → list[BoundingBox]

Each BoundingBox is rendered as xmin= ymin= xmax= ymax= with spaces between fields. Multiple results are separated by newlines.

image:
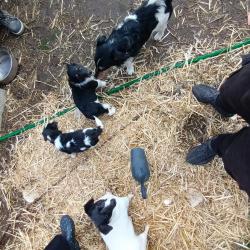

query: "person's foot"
xmin=0 ymin=10 xmax=24 ymax=35
xmin=192 ymin=84 xmax=234 ymax=117
xmin=241 ymin=53 xmax=250 ymax=66
xmin=60 ymin=215 xmax=80 ymax=250
xmin=192 ymin=84 xmax=219 ymax=105
xmin=186 ymin=139 xmax=217 ymax=165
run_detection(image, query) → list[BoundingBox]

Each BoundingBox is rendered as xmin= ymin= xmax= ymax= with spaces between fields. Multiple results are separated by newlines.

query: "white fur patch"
xmin=75 ymin=76 xmax=94 ymax=87
xmin=84 ymin=136 xmax=91 ymax=146
xmin=97 ymin=79 xmax=107 ymax=88
xmin=102 ymin=104 xmax=116 ymax=116
xmin=152 ymin=6 xmax=170 ymax=41
xmin=54 ymin=136 xmax=63 ymax=150
xmin=123 ymin=57 xmax=134 ymax=75
xmin=108 ymin=106 xmax=116 ymax=116
xmin=47 ymin=135 xmax=52 ymax=142
xmin=66 ymin=139 xmax=75 ymax=148
xmin=80 ymin=147 xmax=86 ymax=151
xmin=98 ymin=193 xmax=149 ymax=250
xmin=117 ymin=14 xmax=138 ymax=29
xmin=147 ymin=0 xmax=164 ymax=6
xmin=124 ymin=14 xmax=137 ymax=22
xmin=94 ymin=116 xmax=104 ymax=129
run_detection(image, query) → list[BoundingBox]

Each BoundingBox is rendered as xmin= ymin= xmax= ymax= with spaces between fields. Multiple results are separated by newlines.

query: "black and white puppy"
xmin=95 ymin=0 xmax=173 ymax=76
xmin=42 ymin=116 xmax=103 ymax=156
xmin=84 ymin=192 xmax=149 ymax=250
xmin=67 ymin=63 xmax=116 ymax=120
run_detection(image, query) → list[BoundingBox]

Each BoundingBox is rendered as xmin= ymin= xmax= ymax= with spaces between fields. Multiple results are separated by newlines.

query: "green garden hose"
xmin=1 ymin=38 xmax=250 ymax=142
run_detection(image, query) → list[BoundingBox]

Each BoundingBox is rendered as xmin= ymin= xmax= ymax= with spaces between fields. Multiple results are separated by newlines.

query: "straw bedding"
xmin=1 ymin=44 xmax=250 ymax=250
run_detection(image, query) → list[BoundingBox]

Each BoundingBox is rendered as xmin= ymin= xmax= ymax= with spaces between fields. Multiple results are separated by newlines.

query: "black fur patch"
xmin=84 ymin=198 xmax=117 ymax=235
xmin=95 ymin=0 xmax=173 ymax=73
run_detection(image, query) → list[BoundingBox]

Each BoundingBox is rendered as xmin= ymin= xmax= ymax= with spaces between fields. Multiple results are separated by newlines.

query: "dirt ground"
xmin=0 ymin=0 xmax=249 ymax=249
xmin=0 ymin=0 xmax=247 ymax=132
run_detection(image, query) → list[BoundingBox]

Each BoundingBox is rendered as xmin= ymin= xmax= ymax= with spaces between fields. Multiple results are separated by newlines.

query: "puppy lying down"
xmin=67 ymin=63 xmax=115 ymax=120
xmin=42 ymin=116 xmax=103 ymax=156
xmin=84 ymin=192 xmax=149 ymax=250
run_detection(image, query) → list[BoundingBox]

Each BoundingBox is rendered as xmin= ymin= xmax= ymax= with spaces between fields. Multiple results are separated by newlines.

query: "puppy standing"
xmin=84 ymin=192 xmax=149 ymax=250
xmin=42 ymin=116 xmax=103 ymax=156
xmin=67 ymin=63 xmax=116 ymax=120
xmin=95 ymin=0 xmax=173 ymax=76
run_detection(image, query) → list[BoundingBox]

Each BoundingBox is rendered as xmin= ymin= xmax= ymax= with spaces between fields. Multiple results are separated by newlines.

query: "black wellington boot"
xmin=192 ymin=84 xmax=234 ymax=117
xmin=0 ymin=10 xmax=24 ymax=35
xmin=241 ymin=53 xmax=250 ymax=66
xmin=60 ymin=215 xmax=80 ymax=250
xmin=186 ymin=138 xmax=217 ymax=165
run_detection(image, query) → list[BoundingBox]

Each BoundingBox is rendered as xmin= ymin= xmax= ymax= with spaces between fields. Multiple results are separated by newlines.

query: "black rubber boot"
xmin=241 ymin=53 xmax=250 ymax=66
xmin=192 ymin=84 xmax=234 ymax=117
xmin=60 ymin=215 xmax=80 ymax=250
xmin=0 ymin=10 xmax=24 ymax=35
xmin=186 ymin=138 xmax=217 ymax=165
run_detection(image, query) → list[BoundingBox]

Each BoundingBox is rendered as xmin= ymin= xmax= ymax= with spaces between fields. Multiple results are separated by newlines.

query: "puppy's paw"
xmin=128 ymin=193 xmax=134 ymax=200
xmin=70 ymin=153 xmax=76 ymax=158
xmin=154 ymin=32 xmax=164 ymax=41
xmin=97 ymin=80 xmax=107 ymax=88
xmin=108 ymin=106 xmax=116 ymax=116
xmin=127 ymin=66 xmax=135 ymax=75
xmin=74 ymin=108 xmax=82 ymax=119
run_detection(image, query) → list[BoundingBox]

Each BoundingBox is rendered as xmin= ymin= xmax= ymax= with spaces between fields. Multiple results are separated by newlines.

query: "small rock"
xmin=164 ymin=198 xmax=174 ymax=206
xmin=22 ymin=190 xmax=39 ymax=203
xmin=187 ymin=189 xmax=204 ymax=208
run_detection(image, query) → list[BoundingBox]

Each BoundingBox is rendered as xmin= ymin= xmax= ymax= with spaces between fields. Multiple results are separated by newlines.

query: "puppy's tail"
xmin=94 ymin=116 xmax=104 ymax=135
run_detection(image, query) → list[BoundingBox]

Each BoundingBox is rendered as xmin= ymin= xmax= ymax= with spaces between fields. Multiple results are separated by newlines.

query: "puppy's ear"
xmin=98 ymin=224 xmax=113 ymax=235
xmin=100 ymin=198 xmax=116 ymax=214
xmin=97 ymin=35 xmax=107 ymax=46
xmin=46 ymin=122 xmax=58 ymax=131
xmin=84 ymin=198 xmax=95 ymax=216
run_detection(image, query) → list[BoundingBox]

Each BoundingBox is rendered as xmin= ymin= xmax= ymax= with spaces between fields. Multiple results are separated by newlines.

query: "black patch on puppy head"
xmin=97 ymin=35 xmax=107 ymax=46
xmin=112 ymin=48 xmax=130 ymax=63
xmin=95 ymin=43 xmax=130 ymax=73
xmin=46 ymin=122 xmax=58 ymax=130
xmin=117 ymin=36 xmax=132 ymax=53
xmin=84 ymin=198 xmax=116 ymax=235
xmin=94 ymin=44 xmax=114 ymax=73
xmin=42 ymin=122 xmax=61 ymax=143
xmin=66 ymin=63 xmax=92 ymax=83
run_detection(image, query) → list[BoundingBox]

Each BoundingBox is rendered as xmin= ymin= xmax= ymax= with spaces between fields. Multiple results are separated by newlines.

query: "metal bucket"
xmin=0 ymin=47 xmax=18 ymax=85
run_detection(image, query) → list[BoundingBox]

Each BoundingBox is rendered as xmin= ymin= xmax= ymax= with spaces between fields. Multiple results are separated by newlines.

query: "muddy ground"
xmin=0 ymin=0 xmax=249 ymax=248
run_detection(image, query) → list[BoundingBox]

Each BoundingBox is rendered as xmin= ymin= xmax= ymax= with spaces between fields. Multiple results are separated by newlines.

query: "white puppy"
xmin=84 ymin=192 xmax=149 ymax=250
